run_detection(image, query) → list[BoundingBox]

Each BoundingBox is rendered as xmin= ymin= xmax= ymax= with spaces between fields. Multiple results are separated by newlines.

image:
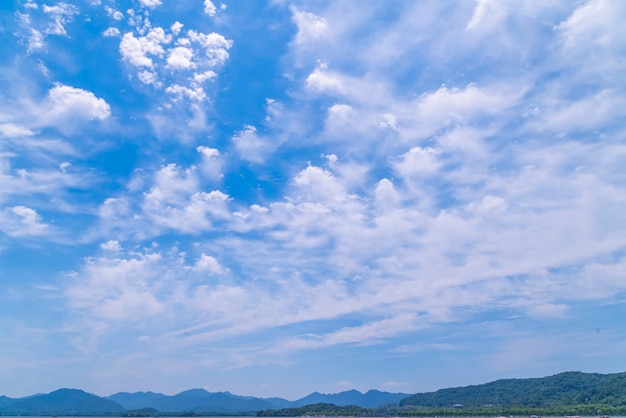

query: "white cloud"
xmin=0 ymin=206 xmax=49 ymax=237
xmin=374 ymin=178 xmax=401 ymax=212
xmin=120 ymin=28 xmax=171 ymax=68
xmin=394 ymin=146 xmax=442 ymax=178
xmin=114 ymin=24 xmax=231 ymax=109
xmin=65 ymin=252 xmax=166 ymax=323
xmin=204 ymin=0 xmax=217 ymax=16
xmin=103 ymin=27 xmax=121 ymax=37
xmin=15 ymin=3 xmax=79 ymax=52
xmin=291 ymin=6 xmax=329 ymax=44
xmin=41 ymin=2 xmax=79 ymax=36
xmin=45 ymin=84 xmax=111 ymax=123
xmin=0 ymin=123 xmax=36 ymax=138
xmin=165 ymin=84 xmax=207 ymax=102
xmin=197 ymin=146 xmax=219 ymax=159
xmin=557 ymin=0 xmax=626 ymax=50
xmin=137 ymin=70 xmax=160 ymax=86
xmin=0 ymin=79 xmax=111 ymax=159
xmin=306 ymin=63 xmax=344 ymax=94
xmin=466 ymin=0 xmax=509 ymax=30
xmin=271 ymin=313 xmax=423 ymax=355
xmin=187 ymin=30 xmax=233 ymax=66
xmin=105 ymin=6 xmax=123 ymax=21
xmin=193 ymin=70 xmax=217 ymax=83
xmin=171 ymin=21 xmax=184 ymax=36
xmin=166 ymin=46 xmax=195 ymax=69
xmin=0 ymin=156 xmax=88 ymax=215
xmin=141 ymin=164 xmax=231 ymax=233
xmin=194 ymin=253 xmax=226 ymax=274
xmin=100 ymin=240 xmax=122 ymax=252
xmin=293 ymin=165 xmax=350 ymax=206
xmin=231 ymin=125 xmax=274 ymax=163
xmin=26 ymin=28 xmax=45 ymax=52
xmin=139 ymin=0 xmax=162 ymax=9
xmin=59 ymin=162 xmax=71 ymax=172
xmin=532 ymin=89 xmax=626 ymax=133
xmin=417 ymin=84 xmax=516 ymax=126
xmin=197 ymin=146 xmax=222 ymax=179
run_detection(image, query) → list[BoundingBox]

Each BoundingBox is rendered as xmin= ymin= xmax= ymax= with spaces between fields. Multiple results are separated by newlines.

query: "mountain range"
xmin=0 ymin=388 xmax=408 ymax=415
xmin=2 ymin=371 xmax=626 ymax=416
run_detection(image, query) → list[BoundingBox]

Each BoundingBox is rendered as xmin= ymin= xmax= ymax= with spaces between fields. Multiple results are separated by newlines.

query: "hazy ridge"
xmin=1 ymin=371 xmax=625 ymax=416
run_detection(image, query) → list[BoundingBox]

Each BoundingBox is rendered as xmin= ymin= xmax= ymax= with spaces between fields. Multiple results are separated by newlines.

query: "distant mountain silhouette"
xmin=193 ymin=392 xmax=277 ymax=413
xmin=0 ymin=388 xmax=125 ymax=415
xmin=261 ymin=396 xmax=294 ymax=409
xmin=109 ymin=388 xmax=275 ymax=412
xmin=106 ymin=391 xmax=172 ymax=410
xmin=108 ymin=388 xmax=407 ymax=412
xmin=293 ymin=389 xmax=409 ymax=407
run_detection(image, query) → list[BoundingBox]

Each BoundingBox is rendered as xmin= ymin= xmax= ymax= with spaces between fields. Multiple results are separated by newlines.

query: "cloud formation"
xmin=1 ymin=0 xmax=625 ymax=400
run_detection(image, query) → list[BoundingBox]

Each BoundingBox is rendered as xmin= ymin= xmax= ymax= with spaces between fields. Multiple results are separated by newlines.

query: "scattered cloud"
xmin=16 ymin=1 xmax=79 ymax=52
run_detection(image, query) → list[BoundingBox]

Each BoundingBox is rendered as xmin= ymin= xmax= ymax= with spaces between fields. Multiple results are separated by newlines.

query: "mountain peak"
xmin=176 ymin=388 xmax=210 ymax=396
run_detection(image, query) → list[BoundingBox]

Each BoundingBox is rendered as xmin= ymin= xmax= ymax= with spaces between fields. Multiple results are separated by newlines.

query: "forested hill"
xmin=400 ymin=371 xmax=626 ymax=408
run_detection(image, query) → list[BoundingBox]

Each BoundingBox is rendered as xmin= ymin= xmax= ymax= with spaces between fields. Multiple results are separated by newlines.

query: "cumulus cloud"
xmin=103 ymin=27 xmax=121 ymax=37
xmin=45 ymin=84 xmax=111 ymax=122
xmin=141 ymin=164 xmax=231 ymax=233
xmin=171 ymin=21 xmax=184 ymax=36
xmin=166 ymin=46 xmax=195 ymax=69
xmin=204 ymin=0 xmax=217 ymax=16
xmin=65 ymin=252 xmax=166 ymax=323
xmin=194 ymin=253 xmax=227 ymax=274
xmin=120 ymin=29 xmax=171 ymax=69
xmin=306 ymin=63 xmax=344 ymax=94
xmin=187 ymin=31 xmax=233 ymax=66
xmin=113 ymin=16 xmax=232 ymax=110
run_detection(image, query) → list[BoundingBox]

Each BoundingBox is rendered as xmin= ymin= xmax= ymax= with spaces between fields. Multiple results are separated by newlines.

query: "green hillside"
xmin=397 ymin=371 xmax=626 ymax=416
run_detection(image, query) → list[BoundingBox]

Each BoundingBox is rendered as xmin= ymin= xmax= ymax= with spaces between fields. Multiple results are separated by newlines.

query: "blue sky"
xmin=1 ymin=0 xmax=626 ymax=401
